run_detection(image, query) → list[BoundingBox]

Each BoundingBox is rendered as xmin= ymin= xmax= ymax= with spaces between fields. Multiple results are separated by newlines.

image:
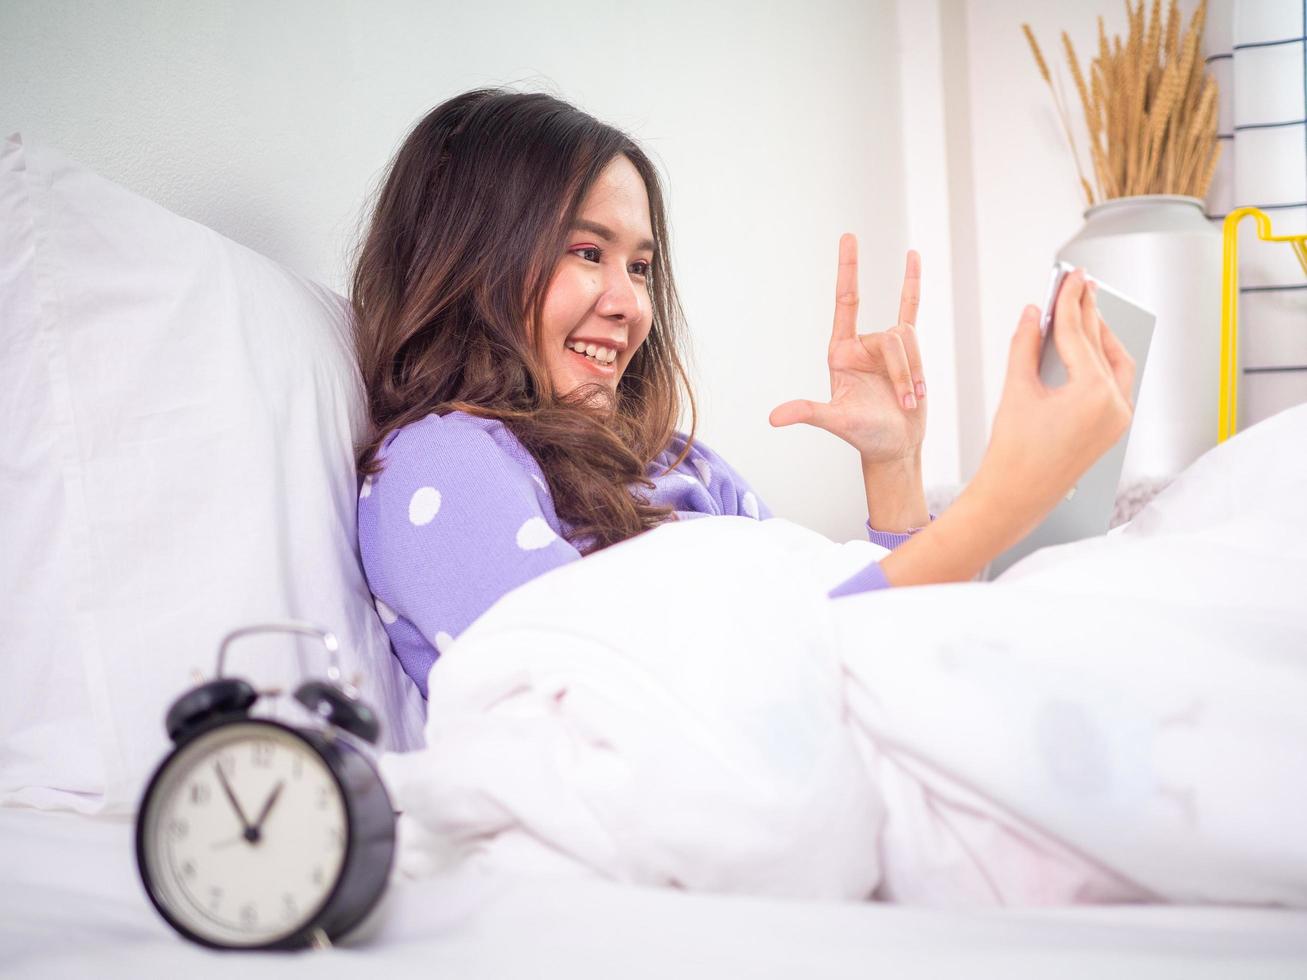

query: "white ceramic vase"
xmin=1056 ymin=194 xmax=1222 ymax=488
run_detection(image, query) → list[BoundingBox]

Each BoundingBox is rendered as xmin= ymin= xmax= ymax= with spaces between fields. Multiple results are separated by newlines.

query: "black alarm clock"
xmin=135 ymin=621 xmax=396 ymax=951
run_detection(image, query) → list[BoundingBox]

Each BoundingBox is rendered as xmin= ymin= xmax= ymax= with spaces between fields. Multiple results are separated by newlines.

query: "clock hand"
xmin=251 ymin=780 xmax=285 ymax=836
xmin=213 ymin=762 xmax=256 ymax=841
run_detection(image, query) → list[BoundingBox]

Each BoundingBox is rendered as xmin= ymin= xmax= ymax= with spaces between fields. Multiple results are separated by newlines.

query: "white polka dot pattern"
xmin=516 ymin=516 xmax=559 ymax=550
xmin=356 ymin=411 xmax=778 ymax=702
xmin=408 ymin=486 xmax=442 ymax=526
xmin=374 ymin=596 xmax=398 ymax=625
xmin=742 ymin=491 xmax=759 ymax=519
xmin=692 ymin=457 xmax=712 ymax=487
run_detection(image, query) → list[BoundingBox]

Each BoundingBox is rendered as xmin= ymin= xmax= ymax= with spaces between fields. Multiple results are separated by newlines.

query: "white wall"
xmin=944 ymin=0 xmax=1209 ymax=477
xmin=0 ymin=0 xmax=931 ymax=543
xmin=957 ymin=0 xmax=1097 ymax=451
xmin=895 ymin=0 xmax=963 ymax=495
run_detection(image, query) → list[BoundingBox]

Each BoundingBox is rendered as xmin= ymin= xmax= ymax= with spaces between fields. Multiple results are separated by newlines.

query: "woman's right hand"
xmin=878 ymin=267 xmax=1136 ymax=588
xmin=971 ymin=266 xmax=1137 ymax=545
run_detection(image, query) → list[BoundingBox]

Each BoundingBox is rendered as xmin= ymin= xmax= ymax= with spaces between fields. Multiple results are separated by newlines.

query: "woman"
xmin=352 ymin=87 xmax=1134 ymax=698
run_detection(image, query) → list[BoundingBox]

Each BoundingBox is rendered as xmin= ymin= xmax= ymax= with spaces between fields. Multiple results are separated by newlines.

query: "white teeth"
xmin=565 ymin=341 xmax=617 ymax=364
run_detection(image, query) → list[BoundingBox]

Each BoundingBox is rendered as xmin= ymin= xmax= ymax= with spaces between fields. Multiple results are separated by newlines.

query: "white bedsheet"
xmin=3 ymin=806 xmax=1307 ymax=978
xmin=380 ymin=402 xmax=1307 ymax=908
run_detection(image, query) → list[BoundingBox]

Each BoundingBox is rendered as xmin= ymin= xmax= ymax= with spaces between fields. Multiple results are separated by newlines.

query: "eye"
xmin=571 ymin=247 xmax=652 ymax=281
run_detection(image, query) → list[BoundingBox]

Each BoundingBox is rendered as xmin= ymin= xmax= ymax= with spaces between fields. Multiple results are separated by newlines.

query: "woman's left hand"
xmin=769 ymin=236 xmax=927 ymax=465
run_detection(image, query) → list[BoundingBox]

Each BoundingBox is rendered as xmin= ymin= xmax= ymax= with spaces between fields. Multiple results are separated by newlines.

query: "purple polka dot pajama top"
xmin=357 ymin=411 xmax=934 ymax=698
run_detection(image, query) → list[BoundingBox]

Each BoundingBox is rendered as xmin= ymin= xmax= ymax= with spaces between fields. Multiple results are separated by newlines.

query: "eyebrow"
xmin=571 ymin=219 xmax=657 ymax=256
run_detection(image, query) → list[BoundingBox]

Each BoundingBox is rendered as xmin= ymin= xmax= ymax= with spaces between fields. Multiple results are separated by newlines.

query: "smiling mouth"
xmin=566 ymin=346 xmax=617 ymax=376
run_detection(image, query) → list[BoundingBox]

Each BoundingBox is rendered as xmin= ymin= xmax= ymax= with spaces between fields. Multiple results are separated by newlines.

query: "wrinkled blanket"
xmin=380 ymin=404 xmax=1307 ymax=907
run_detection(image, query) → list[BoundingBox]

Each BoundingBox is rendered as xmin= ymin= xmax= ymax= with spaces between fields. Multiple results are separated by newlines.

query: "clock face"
xmin=139 ymin=721 xmax=349 ymax=947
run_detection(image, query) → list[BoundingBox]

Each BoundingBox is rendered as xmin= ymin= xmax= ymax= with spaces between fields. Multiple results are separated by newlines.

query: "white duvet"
xmin=379 ymin=404 xmax=1307 ymax=908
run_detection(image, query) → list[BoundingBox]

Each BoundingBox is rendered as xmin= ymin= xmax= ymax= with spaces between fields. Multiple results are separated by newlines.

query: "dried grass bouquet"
xmin=1023 ymin=0 xmax=1221 ymax=207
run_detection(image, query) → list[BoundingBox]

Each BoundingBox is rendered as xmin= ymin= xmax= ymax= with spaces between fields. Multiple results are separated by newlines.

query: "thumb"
xmin=769 ymin=399 xmax=829 ymax=430
xmin=1006 ymin=304 xmax=1043 ymax=385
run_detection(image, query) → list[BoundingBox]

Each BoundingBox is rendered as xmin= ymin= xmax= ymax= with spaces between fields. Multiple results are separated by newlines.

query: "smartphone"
xmin=1037 ymin=260 xmax=1154 ymax=389
xmin=980 ymin=266 xmax=1158 ymax=580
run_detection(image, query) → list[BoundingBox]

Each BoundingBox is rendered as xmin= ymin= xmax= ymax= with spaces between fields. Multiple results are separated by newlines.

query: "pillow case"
xmin=0 ymin=132 xmax=426 ymax=815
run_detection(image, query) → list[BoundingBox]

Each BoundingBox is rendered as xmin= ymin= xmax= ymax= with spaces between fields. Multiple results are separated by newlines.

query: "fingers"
xmin=832 ymin=233 xmax=858 ymax=344
xmin=897 ymin=249 xmax=921 ymax=329
xmin=1098 ymin=315 xmax=1137 ymax=407
xmin=1079 ymin=278 xmax=1134 ymax=406
xmin=1050 ymin=268 xmax=1093 ymax=378
xmin=863 ymin=330 xmax=918 ymax=410
xmin=889 ymin=322 xmax=926 ymax=401
xmin=1006 ymin=304 xmax=1043 ymax=386
xmin=769 ymin=399 xmax=817 ymax=428
xmin=1080 ymin=277 xmax=1105 ymax=362
xmin=894 ymin=250 xmax=925 ymax=398
xmin=828 ymin=237 xmax=925 ymax=410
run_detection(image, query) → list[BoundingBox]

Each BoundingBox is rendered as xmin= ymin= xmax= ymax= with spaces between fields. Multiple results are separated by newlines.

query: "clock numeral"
xmin=240 ymin=903 xmax=258 ymax=927
xmin=252 ymin=741 xmax=274 ymax=768
xmin=181 ymin=859 xmax=197 ymax=878
xmin=291 ymin=756 xmax=304 ymax=780
xmin=282 ymin=893 xmax=298 ymax=920
xmin=189 ymin=782 xmax=210 ymax=806
xmin=311 ymin=866 xmax=325 ymax=886
xmin=327 ymin=825 xmax=345 ymax=847
xmin=208 ymin=886 xmax=223 ymax=908
xmin=217 ymin=752 xmax=236 ymax=776
xmin=168 ymin=817 xmax=190 ymax=840
xmin=315 ymin=786 xmax=331 ymax=810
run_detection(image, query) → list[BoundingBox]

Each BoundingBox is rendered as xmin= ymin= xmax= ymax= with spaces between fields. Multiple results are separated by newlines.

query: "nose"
xmin=595 ymin=262 xmax=643 ymax=324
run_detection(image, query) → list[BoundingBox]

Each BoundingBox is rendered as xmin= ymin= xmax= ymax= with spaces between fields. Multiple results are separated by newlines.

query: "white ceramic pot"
xmin=1056 ymin=194 xmax=1222 ymax=486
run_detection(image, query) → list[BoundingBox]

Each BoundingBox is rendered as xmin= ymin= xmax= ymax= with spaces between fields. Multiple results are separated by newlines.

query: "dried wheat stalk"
xmin=1023 ymin=0 xmax=1221 ymax=207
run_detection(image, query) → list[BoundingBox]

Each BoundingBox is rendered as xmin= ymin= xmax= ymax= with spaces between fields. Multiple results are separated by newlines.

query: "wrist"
xmin=879 ymin=484 xmax=1007 ymax=586
xmin=861 ymin=451 xmax=928 ymax=532
xmin=860 ymin=449 xmax=922 ymax=478
xmin=877 ymin=473 xmax=1046 ymax=588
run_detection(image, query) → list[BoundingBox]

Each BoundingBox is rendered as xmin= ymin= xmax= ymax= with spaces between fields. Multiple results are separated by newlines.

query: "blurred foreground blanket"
xmin=380 ymin=404 xmax=1307 ymax=907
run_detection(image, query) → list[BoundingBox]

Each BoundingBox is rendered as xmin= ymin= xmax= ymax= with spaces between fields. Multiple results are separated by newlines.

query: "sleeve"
xmin=828 ymin=513 xmax=937 ymax=599
xmin=866 ymin=512 xmax=937 ymax=549
xmin=827 ymin=560 xmax=891 ymax=598
xmin=361 ymin=417 xmax=581 ymax=672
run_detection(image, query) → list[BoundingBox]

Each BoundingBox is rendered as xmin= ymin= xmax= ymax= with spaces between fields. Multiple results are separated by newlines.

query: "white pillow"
xmin=0 ymin=132 xmax=426 ymax=815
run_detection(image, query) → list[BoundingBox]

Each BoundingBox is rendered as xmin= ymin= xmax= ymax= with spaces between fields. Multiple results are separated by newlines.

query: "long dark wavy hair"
xmin=350 ymin=87 xmax=700 ymax=556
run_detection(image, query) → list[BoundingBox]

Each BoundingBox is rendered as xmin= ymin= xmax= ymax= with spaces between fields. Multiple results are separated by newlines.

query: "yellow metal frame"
xmin=1219 ymin=207 xmax=1307 ymax=442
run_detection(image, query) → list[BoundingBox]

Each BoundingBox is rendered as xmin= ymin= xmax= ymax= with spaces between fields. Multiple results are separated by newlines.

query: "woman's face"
xmin=536 ymin=155 xmax=656 ymax=400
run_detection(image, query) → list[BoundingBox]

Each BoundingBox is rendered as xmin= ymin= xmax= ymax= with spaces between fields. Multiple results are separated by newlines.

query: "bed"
xmin=3 ymin=133 xmax=1306 ymax=977
xmin=4 ymin=806 xmax=1307 ymax=978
